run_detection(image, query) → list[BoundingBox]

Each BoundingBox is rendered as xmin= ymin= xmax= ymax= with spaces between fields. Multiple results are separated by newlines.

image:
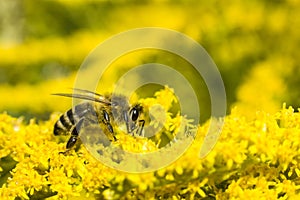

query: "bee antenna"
xmin=52 ymin=91 xmax=111 ymax=105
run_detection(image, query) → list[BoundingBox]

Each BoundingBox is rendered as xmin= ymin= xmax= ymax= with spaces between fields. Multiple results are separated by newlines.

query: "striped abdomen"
xmin=53 ymin=102 xmax=98 ymax=149
xmin=54 ymin=102 xmax=98 ymax=135
xmin=54 ymin=109 xmax=75 ymax=136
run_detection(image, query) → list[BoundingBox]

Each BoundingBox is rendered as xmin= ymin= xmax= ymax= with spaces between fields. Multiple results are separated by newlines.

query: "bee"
xmin=53 ymin=88 xmax=144 ymax=150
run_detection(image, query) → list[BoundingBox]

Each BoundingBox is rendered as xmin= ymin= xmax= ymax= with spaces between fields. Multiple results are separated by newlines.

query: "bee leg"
xmin=123 ymin=111 xmax=130 ymax=134
xmin=137 ymin=120 xmax=145 ymax=136
xmin=66 ymin=118 xmax=84 ymax=150
xmin=102 ymin=110 xmax=116 ymax=141
xmin=66 ymin=135 xmax=78 ymax=149
xmin=106 ymin=123 xmax=116 ymax=141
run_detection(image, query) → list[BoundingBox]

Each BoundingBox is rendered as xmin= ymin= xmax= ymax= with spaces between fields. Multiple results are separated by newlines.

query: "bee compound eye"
xmin=130 ymin=108 xmax=139 ymax=121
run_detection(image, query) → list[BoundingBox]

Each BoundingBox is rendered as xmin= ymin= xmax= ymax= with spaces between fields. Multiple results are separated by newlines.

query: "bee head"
xmin=126 ymin=104 xmax=143 ymax=133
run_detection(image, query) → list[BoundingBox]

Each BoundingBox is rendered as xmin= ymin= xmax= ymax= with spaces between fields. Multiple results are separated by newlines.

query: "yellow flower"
xmin=2 ymin=89 xmax=300 ymax=199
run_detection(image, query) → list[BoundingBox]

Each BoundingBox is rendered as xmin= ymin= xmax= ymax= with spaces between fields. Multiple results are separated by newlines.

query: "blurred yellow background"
xmin=0 ymin=0 xmax=299 ymax=120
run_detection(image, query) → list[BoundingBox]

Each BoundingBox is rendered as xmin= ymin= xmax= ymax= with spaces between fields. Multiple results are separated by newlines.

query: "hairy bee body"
xmin=53 ymin=90 xmax=144 ymax=150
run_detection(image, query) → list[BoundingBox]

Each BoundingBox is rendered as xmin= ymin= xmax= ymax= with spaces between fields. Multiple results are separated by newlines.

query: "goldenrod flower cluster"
xmin=1 ymin=84 xmax=300 ymax=199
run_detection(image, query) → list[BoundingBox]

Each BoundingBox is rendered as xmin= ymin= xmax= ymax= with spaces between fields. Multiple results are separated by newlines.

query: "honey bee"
xmin=53 ymin=88 xmax=144 ymax=150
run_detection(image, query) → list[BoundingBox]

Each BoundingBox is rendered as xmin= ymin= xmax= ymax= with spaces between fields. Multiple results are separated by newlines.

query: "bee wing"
xmin=70 ymin=88 xmax=104 ymax=97
xmin=52 ymin=88 xmax=111 ymax=105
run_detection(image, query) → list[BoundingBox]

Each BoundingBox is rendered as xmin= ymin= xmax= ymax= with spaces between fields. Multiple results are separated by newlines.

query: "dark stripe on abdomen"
xmin=67 ymin=109 xmax=75 ymax=124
